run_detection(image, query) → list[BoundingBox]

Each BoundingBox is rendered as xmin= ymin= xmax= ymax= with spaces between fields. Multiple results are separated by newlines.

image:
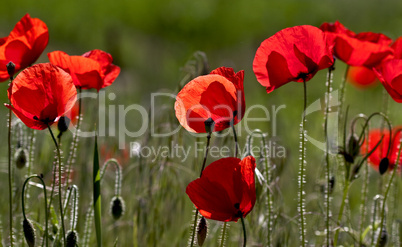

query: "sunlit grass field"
xmin=1 ymin=1 xmax=402 ymax=246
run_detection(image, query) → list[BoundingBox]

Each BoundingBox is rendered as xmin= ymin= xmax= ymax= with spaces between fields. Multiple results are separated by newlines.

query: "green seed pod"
xmin=7 ymin=61 xmax=16 ymax=78
xmin=204 ymin=118 xmax=215 ymax=134
xmin=66 ymin=230 xmax=78 ymax=247
xmin=15 ymin=148 xmax=28 ymax=169
xmin=23 ymin=218 xmax=35 ymax=247
xmin=110 ymin=196 xmax=125 ymax=220
xmin=197 ymin=217 xmax=207 ymax=246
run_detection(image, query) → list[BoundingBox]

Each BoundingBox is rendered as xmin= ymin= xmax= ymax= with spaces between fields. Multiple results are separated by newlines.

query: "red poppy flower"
xmin=373 ymin=59 xmax=402 ymax=102
xmin=174 ymin=67 xmax=245 ymax=133
xmin=48 ymin=49 xmax=120 ymax=91
xmin=347 ymin=66 xmax=378 ymax=88
xmin=186 ymin=156 xmax=256 ymax=222
xmin=253 ymin=25 xmax=334 ymax=93
xmin=361 ymin=128 xmax=402 ymax=173
xmin=0 ymin=14 xmax=49 ymax=81
xmin=5 ymin=63 xmax=77 ymax=130
xmin=391 ymin=37 xmax=402 ymax=59
xmin=320 ymin=21 xmax=393 ymax=67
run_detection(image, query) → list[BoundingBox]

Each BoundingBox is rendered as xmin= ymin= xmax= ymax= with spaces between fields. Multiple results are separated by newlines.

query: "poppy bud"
xmin=351 ymin=164 xmax=361 ymax=180
xmin=23 ymin=218 xmax=36 ymax=247
xmin=52 ymin=223 xmax=59 ymax=235
xmin=197 ymin=217 xmax=207 ymax=246
xmin=329 ymin=175 xmax=335 ymax=194
xmin=58 ymin=116 xmax=70 ymax=134
xmin=6 ymin=61 xmax=16 ymax=79
xmin=347 ymin=134 xmax=360 ymax=160
xmin=110 ymin=196 xmax=125 ymax=220
xmin=204 ymin=118 xmax=215 ymax=134
xmin=66 ymin=230 xmax=78 ymax=247
xmin=379 ymin=157 xmax=389 ymax=175
xmin=378 ymin=227 xmax=388 ymax=247
xmin=15 ymin=148 xmax=28 ymax=169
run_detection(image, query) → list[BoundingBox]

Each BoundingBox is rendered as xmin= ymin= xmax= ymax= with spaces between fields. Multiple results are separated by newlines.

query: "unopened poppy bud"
xmin=351 ymin=164 xmax=361 ymax=180
xmin=329 ymin=175 xmax=335 ymax=194
xmin=58 ymin=116 xmax=70 ymax=134
xmin=15 ymin=148 xmax=28 ymax=169
xmin=52 ymin=223 xmax=59 ymax=235
xmin=379 ymin=157 xmax=389 ymax=175
xmin=110 ymin=196 xmax=125 ymax=220
xmin=7 ymin=61 xmax=16 ymax=79
xmin=66 ymin=230 xmax=78 ymax=247
xmin=197 ymin=217 xmax=207 ymax=246
xmin=378 ymin=228 xmax=388 ymax=247
xmin=204 ymin=118 xmax=215 ymax=134
xmin=347 ymin=134 xmax=360 ymax=160
xmin=23 ymin=218 xmax=36 ymax=247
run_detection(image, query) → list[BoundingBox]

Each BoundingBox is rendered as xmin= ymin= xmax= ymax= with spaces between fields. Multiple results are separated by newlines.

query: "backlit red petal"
xmin=253 ymin=25 xmax=333 ymax=92
xmin=175 ymin=74 xmax=238 ymax=133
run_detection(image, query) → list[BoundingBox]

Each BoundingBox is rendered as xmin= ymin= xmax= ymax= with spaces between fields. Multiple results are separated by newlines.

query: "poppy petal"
xmin=253 ymin=25 xmax=333 ymax=92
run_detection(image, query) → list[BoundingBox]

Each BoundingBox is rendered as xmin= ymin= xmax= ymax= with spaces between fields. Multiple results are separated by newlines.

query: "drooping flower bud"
xmin=23 ymin=218 xmax=36 ymax=247
xmin=58 ymin=116 xmax=70 ymax=134
xmin=347 ymin=134 xmax=360 ymax=161
xmin=15 ymin=148 xmax=28 ymax=169
xmin=110 ymin=196 xmax=125 ymax=220
xmin=66 ymin=230 xmax=78 ymax=247
xmin=197 ymin=217 xmax=207 ymax=246
xmin=378 ymin=227 xmax=388 ymax=247
xmin=379 ymin=157 xmax=389 ymax=175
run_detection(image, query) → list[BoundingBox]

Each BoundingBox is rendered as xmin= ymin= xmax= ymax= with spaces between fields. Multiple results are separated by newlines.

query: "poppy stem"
xmin=47 ymin=124 xmax=67 ymax=245
xmin=324 ymin=66 xmax=334 ymax=246
xmin=359 ymin=131 xmax=370 ymax=245
xmin=22 ymin=174 xmax=49 ymax=247
xmin=66 ymin=87 xmax=82 ymax=189
xmin=232 ymin=124 xmax=238 ymax=158
xmin=375 ymin=135 xmax=402 ymax=247
xmin=7 ymin=102 xmax=14 ymax=247
xmin=199 ymin=133 xmax=211 ymax=177
xmin=190 ymin=133 xmax=212 ymax=246
xmin=298 ymin=80 xmax=307 ymax=247
xmin=338 ymin=65 xmax=350 ymax=131
xmin=333 ymin=169 xmax=350 ymax=245
xmin=240 ymin=216 xmax=247 ymax=247
xmin=219 ymin=222 xmax=227 ymax=247
xmin=190 ymin=210 xmax=199 ymax=247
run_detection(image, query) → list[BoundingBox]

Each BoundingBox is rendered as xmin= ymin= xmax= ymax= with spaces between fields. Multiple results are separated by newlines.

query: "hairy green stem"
xmin=298 ymin=80 xmax=307 ymax=247
xmin=47 ymin=124 xmax=66 ymax=245
xmin=248 ymin=130 xmax=272 ymax=246
xmin=190 ymin=134 xmax=211 ymax=247
xmin=220 ymin=222 xmax=227 ymax=247
xmin=7 ymin=101 xmax=14 ymax=247
xmin=65 ymin=87 xmax=82 ymax=189
xmin=324 ymin=66 xmax=334 ymax=246
xmin=375 ymin=140 xmax=402 ymax=247
xmin=338 ymin=65 xmax=350 ymax=127
xmin=334 ymin=171 xmax=350 ymax=245
xmin=22 ymin=175 xmax=48 ymax=247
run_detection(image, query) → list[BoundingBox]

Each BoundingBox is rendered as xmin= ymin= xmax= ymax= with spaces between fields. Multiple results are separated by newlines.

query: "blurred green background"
xmin=1 ymin=0 xmax=402 ymax=246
